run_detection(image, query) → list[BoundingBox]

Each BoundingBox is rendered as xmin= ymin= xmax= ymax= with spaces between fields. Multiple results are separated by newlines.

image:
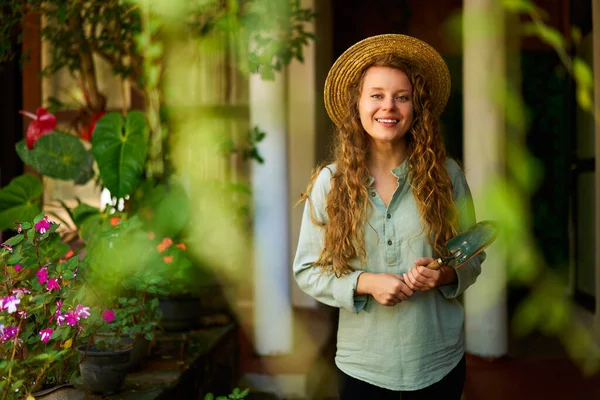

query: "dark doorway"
xmin=0 ymin=35 xmax=24 ymax=240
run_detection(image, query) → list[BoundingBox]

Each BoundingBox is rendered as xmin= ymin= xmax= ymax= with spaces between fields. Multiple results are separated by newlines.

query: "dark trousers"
xmin=337 ymin=355 xmax=466 ymax=400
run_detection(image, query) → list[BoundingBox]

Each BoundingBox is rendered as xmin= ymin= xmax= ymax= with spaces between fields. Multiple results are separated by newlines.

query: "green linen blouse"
xmin=293 ymin=158 xmax=484 ymax=391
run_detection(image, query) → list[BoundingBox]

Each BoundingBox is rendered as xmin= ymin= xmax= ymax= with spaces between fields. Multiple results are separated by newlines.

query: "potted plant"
xmin=149 ymin=235 xmax=203 ymax=332
xmin=75 ymin=298 xmax=159 ymax=395
xmin=73 ymin=215 xmax=164 ymax=395
xmin=0 ymin=214 xmax=89 ymax=399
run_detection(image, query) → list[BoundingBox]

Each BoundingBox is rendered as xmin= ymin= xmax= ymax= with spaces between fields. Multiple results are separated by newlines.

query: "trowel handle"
xmin=426 ymin=258 xmax=444 ymax=270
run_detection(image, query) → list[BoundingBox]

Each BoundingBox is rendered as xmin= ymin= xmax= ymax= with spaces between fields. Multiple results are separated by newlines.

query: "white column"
xmin=250 ymin=71 xmax=293 ymax=355
xmin=463 ymin=0 xmax=508 ymax=357
xmin=288 ymin=0 xmax=319 ymax=308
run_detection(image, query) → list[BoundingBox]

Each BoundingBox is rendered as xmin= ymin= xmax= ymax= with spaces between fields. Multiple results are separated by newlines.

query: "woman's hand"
xmin=356 ymin=272 xmax=414 ymax=306
xmin=403 ymin=257 xmax=457 ymax=292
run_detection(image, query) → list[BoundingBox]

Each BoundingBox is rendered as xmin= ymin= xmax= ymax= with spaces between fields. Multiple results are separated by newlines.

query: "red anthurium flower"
xmin=20 ymin=107 xmax=57 ymax=149
xmin=80 ymin=111 xmax=106 ymax=141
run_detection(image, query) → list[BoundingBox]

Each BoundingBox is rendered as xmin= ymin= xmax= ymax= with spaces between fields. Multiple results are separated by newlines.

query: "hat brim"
xmin=324 ymin=34 xmax=451 ymax=127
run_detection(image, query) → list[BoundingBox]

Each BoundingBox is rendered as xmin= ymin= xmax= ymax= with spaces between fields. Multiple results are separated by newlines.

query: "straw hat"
xmin=324 ymin=34 xmax=451 ymax=127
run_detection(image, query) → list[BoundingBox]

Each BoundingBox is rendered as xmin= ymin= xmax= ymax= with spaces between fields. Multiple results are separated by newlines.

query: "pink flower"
xmin=46 ymin=278 xmax=60 ymax=291
xmin=18 ymin=310 xmax=27 ymax=319
xmin=35 ymin=216 xmax=51 ymax=234
xmin=1 ymin=325 xmax=18 ymax=343
xmin=65 ymin=311 xmax=79 ymax=326
xmin=75 ymin=304 xmax=90 ymax=319
xmin=102 ymin=309 xmax=115 ymax=323
xmin=20 ymin=107 xmax=57 ymax=149
xmin=55 ymin=312 xmax=65 ymax=326
xmin=1 ymin=296 xmax=20 ymax=314
xmin=36 ymin=267 xmax=48 ymax=285
xmin=39 ymin=327 xmax=53 ymax=343
xmin=14 ymin=223 xmax=22 ymax=233
xmin=12 ymin=288 xmax=30 ymax=298
xmin=1 ymin=244 xmax=13 ymax=252
xmin=13 ymin=264 xmax=22 ymax=272
xmin=56 ymin=299 xmax=63 ymax=310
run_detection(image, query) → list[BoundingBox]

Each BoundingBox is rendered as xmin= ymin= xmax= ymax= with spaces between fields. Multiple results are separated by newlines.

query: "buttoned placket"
xmin=368 ymin=163 xmax=408 ymax=268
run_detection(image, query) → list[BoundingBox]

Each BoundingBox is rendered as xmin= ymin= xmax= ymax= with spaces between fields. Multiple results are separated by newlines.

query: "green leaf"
xmin=573 ymin=57 xmax=593 ymax=88
xmin=92 ymin=111 xmax=148 ymax=198
xmin=502 ymin=0 xmax=536 ymax=13
xmin=16 ymin=133 xmax=88 ymax=180
xmin=75 ymin=150 xmax=96 ymax=185
xmin=577 ymin=88 xmax=593 ymax=112
xmin=7 ymin=254 xmax=22 ymax=265
xmin=66 ymin=255 xmax=79 ymax=269
xmin=0 ymin=174 xmax=43 ymax=230
xmin=72 ymin=203 xmax=100 ymax=227
xmin=204 ymin=394 xmax=215 ymax=400
xmin=62 ymin=270 xmax=75 ymax=280
xmin=522 ymin=22 xmax=564 ymax=50
xmin=3 ymin=234 xmax=24 ymax=247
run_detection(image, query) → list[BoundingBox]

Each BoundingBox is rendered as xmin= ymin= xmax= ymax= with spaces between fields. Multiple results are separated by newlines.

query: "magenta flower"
xmin=102 ymin=309 xmax=115 ymax=323
xmin=55 ymin=312 xmax=65 ymax=326
xmin=46 ymin=278 xmax=60 ymax=291
xmin=56 ymin=299 xmax=63 ymax=310
xmin=1 ymin=296 xmax=20 ymax=314
xmin=0 ymin=243 xmax=13 ymax=252
xmin=39 ymin=328 xmax=53 ymax=343
xmin=75 ymin=304 xmax=90 ymax=319
xmin=18 ymin=310 xmax=27 ymax=319
xmin=1 ymin=325 xmax=18 ymax=343
xmin=14 ymin=222 xmax=22 ymax=233
xmin=36 ymin=268 xmax=48 ymax=285
xmin=64 ymin=311 xmax=79 ymax=326
xmin=35 ymin=216 xmax=51 ymax=234
xmin=13 ymin=264 xmax=22 ymax=272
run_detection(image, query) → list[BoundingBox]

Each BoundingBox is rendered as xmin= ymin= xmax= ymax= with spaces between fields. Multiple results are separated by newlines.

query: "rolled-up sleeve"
xmin=293 ymin=167 xmax=368 ymax=313
xmin=438 ymin=159 xmax=484 ymax=299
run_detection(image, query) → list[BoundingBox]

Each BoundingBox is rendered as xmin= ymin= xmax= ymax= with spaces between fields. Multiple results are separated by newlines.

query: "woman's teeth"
xmin=376 ymin=119 xmax=398 ymax=123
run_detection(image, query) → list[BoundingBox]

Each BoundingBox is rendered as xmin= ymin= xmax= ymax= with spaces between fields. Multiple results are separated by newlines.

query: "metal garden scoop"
xmin=426 ymin=220 xmax=499 ymax=270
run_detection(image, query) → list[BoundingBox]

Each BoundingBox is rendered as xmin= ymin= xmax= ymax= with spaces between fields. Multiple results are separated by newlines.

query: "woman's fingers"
xmin=404 ymin=266 xmax=439 ymax=291
xmin=405 ymin=268 xmax=427 ymax=290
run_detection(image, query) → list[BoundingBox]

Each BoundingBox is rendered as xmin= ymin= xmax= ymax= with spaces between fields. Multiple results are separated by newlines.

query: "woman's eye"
xmin=396 ymin=95 xmax=409 ymax=101
xmin=371 ymin=94 xmax=383 ymax=99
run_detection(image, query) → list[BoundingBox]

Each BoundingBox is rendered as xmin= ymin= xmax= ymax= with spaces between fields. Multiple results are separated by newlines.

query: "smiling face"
xmin=358 ymin=66 xmax=414 ymax=147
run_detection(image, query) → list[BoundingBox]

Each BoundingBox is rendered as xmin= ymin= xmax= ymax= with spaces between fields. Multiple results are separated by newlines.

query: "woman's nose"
xmin=381 ymin=96 xmax=395 ymax=110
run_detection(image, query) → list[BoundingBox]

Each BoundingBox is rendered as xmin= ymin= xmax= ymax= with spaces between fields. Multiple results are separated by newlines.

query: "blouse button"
xmin=387 ymin=213 xmax=391 ymax=219
xmin=387 ymin=240 xmax=392 ymax=246
xmin=371 ymin=191 xmax=376 ymax=197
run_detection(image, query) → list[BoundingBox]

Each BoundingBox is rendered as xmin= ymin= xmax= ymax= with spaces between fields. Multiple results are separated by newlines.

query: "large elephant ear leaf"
xmin=0 ymin=174 xmax=43 ymax=231
xmin=16 ymin=133 xmax=87 ymax=180
xmin=92 ymin=111 xmax=148 ymax=199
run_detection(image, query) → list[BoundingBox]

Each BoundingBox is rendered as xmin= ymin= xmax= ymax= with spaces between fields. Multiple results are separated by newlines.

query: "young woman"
xmin=293 ymin=34 xmax=484 ymax=399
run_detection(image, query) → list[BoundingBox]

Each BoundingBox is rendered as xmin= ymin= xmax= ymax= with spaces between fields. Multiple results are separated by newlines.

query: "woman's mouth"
xmin=375 ymin=118 xmax=398 ymax=126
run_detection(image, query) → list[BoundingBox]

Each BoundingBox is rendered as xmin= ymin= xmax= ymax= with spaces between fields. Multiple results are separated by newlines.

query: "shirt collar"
xmin=367 ymin=158 xmax=409 ymax=186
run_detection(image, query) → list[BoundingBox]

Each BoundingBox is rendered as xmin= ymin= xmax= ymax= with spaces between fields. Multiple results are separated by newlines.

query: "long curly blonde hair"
xmin=301 ymin=54 xmax=458 ymax=276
